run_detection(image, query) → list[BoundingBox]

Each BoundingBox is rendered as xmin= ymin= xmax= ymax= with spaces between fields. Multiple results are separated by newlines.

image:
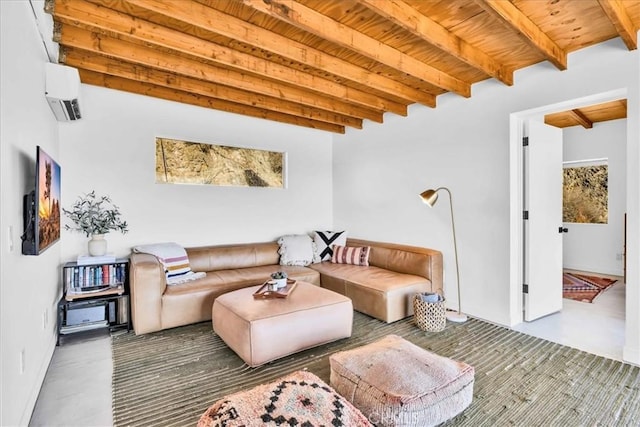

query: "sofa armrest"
xmin=130 ymin=253 xmax=166 ymax=334
xmin=347 ymin=238 xmax=443 ymax=294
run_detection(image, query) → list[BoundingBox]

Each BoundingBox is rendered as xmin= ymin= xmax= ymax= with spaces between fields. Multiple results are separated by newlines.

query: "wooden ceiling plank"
xmin=474 ymin=0 xmax=567 ymax=70
xmin=597 ymin=0 xmax=638 ymax=50
xmin=78 ymin=69 xmax=346 ymax=133
xmin=240 ymin=0 xmax=471 ymax=97
xmin=569 ymin=109 xmax=594 ymax=129
xmin=54 ymin=22 xmax=382 ymax=123
xmin=123 ymin=0 xmax=435 ymax=107
xmin=357 ymin=0 xmax=513 ymax=86
xmin=47 ymin=0 xmax=403 ymax=116
xmin=63 ymin=48 xmax=363 ymax=129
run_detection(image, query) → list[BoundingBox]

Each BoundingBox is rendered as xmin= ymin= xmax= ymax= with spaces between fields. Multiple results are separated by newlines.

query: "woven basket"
xmin=413 ymin=294 xmax=446 ymax=332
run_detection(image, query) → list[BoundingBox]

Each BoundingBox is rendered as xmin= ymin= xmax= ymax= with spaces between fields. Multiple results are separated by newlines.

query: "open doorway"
xmin=508 ymin=89 xmax=631 ymax=362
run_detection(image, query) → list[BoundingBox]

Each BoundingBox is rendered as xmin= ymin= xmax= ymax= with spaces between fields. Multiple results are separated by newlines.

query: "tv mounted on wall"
xmin=22 ymin=146 xmax=61 ymax=255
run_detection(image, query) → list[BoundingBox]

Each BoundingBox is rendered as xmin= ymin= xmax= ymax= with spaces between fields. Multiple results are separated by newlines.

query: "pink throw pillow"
xmin=331 ymin=245 xmax=370 ymax=266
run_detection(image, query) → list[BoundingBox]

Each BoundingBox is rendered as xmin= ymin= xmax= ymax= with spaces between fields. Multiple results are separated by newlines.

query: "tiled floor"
xmin=29 ymin=271 xmax=626 ymax=426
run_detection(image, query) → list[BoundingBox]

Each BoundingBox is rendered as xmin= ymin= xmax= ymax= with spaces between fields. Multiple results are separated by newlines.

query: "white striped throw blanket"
xmin=133 ymin=242 xmax=206 ymax=285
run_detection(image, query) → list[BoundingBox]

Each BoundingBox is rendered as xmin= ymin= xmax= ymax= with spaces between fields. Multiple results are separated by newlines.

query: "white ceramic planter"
xmin=88 ymin=234 xmax=108 ymax=256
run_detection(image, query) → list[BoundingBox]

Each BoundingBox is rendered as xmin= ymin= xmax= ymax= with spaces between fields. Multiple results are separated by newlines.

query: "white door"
xmin=524 ymin=120 xmax=564 ymax=321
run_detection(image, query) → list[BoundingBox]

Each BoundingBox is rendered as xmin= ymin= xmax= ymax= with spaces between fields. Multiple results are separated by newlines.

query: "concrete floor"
xmin=29 ymin=272 xmax=626 ymax=426
xmin=513 ymin=270 xmax=626 ymax=361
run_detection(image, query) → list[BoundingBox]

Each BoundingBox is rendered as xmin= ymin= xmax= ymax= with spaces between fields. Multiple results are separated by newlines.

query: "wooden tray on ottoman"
xmin=253 ymin=279 xmax=297 ymax=299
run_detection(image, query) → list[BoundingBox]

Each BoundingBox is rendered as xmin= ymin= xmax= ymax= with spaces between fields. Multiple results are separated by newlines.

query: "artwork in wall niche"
xmin=155 ymin=138 xmax=285 ymax=188
xmin=562 ymin=160 xmax=608 ymax=224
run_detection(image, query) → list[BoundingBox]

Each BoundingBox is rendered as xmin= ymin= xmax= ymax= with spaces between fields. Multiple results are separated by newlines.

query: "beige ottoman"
xmin=330 ymin=334 xmax=474 ymax=427
xmin=212 ymin=281 xmax=353 ymax=367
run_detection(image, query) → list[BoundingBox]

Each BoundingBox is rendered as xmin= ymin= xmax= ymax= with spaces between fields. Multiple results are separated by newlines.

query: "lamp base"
xmin=446 ymin=311 xmax=468 ymax=323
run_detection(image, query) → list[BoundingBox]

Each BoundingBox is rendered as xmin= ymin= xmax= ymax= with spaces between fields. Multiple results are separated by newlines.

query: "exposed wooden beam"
xmin=78 ymin=69 xmax=345 ymax=133
xmin=598 ymin=0 xmax=637 ymax=50
xmin=122 ymin=0 xmax=435 ymax=107
xmin=357 ymin=0 xmax=513 ymax=86
xmin=569 ymin=109 xmax=593 ymax=129
xmin=54 ymin=24 xmax=383 ymax=125
xmin=475 ymin=0 xmax=567 ymax=70
xmin=47 ymin=0 xmax=404 ymax=116
xmin=63 ymin=48 xmax=363 ymax=129
xmin=241 ymin=0 xmax=471 ymax=97
xmin=56 ymin=24 xmax=382 ymax=125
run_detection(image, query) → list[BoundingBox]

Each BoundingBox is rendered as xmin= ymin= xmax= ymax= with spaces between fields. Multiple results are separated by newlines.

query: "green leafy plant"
xmin=271 ymin=271 xmax=288 ymax=280
xmin=63 ymin=191 xmax=129 ymax=237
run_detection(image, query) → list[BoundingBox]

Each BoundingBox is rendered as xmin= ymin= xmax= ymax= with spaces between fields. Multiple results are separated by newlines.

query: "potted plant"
xmin=63 ymin=191 xmax=128 ymax=256
xmin=270 ymin=271 xmax=288 ymax=289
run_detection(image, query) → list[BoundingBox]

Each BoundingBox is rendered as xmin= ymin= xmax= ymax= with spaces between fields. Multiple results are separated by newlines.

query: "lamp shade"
xmin=419 ymin=189 xmax=439 ymax=207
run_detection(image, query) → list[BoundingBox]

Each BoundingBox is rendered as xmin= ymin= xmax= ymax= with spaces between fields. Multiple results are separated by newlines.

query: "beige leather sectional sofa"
xmin=130 ymin=238 xmax=443 ymax=334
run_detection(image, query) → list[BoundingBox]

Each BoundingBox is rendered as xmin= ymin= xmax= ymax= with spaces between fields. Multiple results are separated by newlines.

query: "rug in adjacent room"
xmin=563 ymin=272 xmax=617 ymax=303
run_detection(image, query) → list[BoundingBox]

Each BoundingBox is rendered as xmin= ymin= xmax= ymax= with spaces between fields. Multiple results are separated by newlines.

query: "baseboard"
xmin=623 ymin=345 xmax=640 ymax=367
xmin=563 ymin=263 xmax=623 ymax=277
xmin=20 ymin=333 xmax=57 ymax=426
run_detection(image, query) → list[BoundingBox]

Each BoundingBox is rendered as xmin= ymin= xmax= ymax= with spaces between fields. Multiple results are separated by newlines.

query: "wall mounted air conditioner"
xmin=45 ymin=63 xmax=82 ymax=121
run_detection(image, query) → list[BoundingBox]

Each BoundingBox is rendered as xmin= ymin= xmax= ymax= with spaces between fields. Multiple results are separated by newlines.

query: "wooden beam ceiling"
xmin=357 ymin=0 xmax=513 ymax=85
xmin=598 ymin=0 xmax=638 ymax=50
xmin=474 ymin=0 xmax=567 ymax=70
xmin=544 ymin=99 xmax=627 ymax=129
xmin=45 ymin=0 xmax=640 ymax=133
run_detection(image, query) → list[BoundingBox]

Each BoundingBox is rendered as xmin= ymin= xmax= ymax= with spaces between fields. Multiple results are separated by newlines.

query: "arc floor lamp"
xmin=420 ymin=187 xmax=468 ymax=323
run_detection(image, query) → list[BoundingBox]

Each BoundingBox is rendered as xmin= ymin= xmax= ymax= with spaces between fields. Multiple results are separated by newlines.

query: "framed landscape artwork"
xmin=562 ymin=160 xmax=608 ymax=224
xmin=155 ymin=138 xmax=285 ymax=188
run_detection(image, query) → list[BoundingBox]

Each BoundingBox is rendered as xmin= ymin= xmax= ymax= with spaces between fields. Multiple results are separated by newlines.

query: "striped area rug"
xmin=563 ymin=272 xmax=618 ymax=303
xmin=112 ymin=313 xmax=640 ymax=426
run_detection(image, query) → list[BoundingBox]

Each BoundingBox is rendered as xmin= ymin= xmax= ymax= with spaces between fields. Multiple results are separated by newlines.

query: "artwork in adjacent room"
xmin=155 ymin=138 xmax=285 ymax=188
xmin=562 ymin=161 xmax=608 ymax=224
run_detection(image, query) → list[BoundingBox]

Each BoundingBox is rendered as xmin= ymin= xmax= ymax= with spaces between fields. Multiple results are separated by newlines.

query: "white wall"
xmin=623 ymin=33 xmax=640 ymax=365
xmin=562 ymin=119 xmax=626 ymax=275
xmin=58 ymin=84 xmax=333 ymax=261
xmin=333 ymin=39 xmax=639 ymax=337
xmin=0 ymin=2 xmax=61 ymax=425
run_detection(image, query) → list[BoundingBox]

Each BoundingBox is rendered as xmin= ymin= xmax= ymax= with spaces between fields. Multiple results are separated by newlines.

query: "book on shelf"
xmin=76 ymin=254 xmax=117 ymax=265
xmin=118 ymin=296 xmax=129 ymax=324
xmin=64 ymin=262 xmax=127 ymax=292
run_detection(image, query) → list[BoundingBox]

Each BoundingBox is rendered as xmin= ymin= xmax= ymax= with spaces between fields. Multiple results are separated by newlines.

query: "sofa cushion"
xmin=187 ymin=242 xmax=280 ymax=272
xmin=310 ymin=262 xmax=427 ymax=292
xmin=313 ymin=230 xmax=347 ymax=262
xmin=309 ymin=262 xmax=431 ymax=322
xmin=164 ymin=265 xmax=320 ymax=296
xmin=278 ymin=234 xmax=316 ymax=266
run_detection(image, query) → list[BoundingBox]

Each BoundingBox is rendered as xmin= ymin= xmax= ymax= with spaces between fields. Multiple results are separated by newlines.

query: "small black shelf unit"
xmin=57 ymin=258 xmax=130 ymax=345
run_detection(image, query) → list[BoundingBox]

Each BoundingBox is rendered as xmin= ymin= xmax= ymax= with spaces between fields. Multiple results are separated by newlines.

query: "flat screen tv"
xmin=22 ymin=146 xmax=61 ymax=255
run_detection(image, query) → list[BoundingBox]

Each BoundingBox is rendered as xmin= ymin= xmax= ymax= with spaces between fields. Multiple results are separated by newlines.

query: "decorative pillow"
xmin=132 ymin=242 xmax=205 ymax=285
xmin=331 ymin=245 xmax=370 ymax=266
xmin=277 ymin=234 xmax=316 ymax=266
xmin=313 ymin=230 xmax=347 ymax=262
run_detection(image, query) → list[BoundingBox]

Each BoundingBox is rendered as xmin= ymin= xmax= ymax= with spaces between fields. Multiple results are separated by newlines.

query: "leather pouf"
xmin=198 ymin=370 xmax=373 ymax=427
xmin=329 ymin=334 xmax=474 ymax=427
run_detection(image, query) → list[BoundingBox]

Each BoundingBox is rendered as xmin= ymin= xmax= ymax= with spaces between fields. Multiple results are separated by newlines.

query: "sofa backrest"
xmin=347 ymin=238 xmax=443 ymax=282
xmin=187 ymin=242 xmax=280 ymax=272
